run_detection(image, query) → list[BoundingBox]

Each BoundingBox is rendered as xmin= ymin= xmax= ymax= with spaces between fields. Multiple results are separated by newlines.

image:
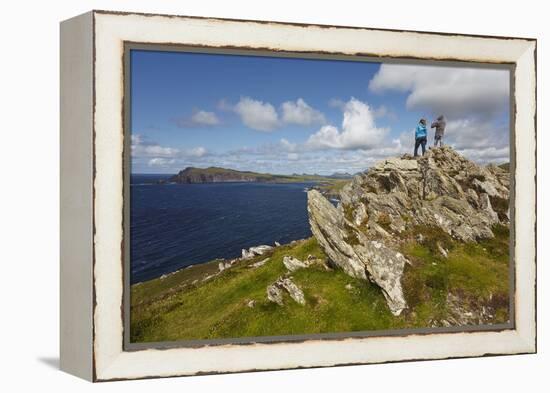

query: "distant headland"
xmin=161 ymin=166 xmax=353 ymax=184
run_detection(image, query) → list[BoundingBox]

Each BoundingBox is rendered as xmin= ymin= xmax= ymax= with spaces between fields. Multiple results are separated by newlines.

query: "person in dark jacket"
xmin=414 ymin=118 xmax=428 ymax=157
xmin=431 ymin=115 xmax=446 ymax=147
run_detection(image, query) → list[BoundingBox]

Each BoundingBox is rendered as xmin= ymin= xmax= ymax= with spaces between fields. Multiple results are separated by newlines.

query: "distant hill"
xmin=327 ymin=172 xmax=353 ymax=179
xmin=167 ymin=166 xmax=336 ymax=184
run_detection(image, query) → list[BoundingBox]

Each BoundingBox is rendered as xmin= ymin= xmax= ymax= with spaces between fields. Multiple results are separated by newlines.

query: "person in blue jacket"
xmin=414 ymin=118 xmax=428 ymax=157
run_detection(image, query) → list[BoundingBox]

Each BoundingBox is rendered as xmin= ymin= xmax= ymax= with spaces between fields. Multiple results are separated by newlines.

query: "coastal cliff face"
xmin=169 ymin=167 xmax=267 ymax=183
xmin=307 ymin=146 xmax=510 ymax=315
xmin=167 ymin=166 xmax=337 ymax=184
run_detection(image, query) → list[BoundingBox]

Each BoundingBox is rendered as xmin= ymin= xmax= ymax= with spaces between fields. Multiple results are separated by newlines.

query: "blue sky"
xmin=131 ymin=49 xmax=510 ymax=174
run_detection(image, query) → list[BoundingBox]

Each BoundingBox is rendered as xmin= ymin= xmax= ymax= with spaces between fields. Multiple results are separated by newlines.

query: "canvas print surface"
xmin=128 ymin=49 xmax=511 ymax=344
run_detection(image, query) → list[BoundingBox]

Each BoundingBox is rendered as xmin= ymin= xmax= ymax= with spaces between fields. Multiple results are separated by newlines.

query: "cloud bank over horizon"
xmin=131 ymin=56 xmax=510 ymax=175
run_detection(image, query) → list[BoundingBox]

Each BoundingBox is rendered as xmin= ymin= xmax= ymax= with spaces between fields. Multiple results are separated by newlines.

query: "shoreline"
xmin=131 ymin=237 xmax=309 ymax=286
xmin=129 ymin=177 xmax=350 ymax=285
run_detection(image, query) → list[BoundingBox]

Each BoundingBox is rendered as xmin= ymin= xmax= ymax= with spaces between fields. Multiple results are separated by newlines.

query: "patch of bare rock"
xmin=267 ymin=276 xmax=306 ymax=306
xmin=307 ymin=146 xmax=510 ymax=316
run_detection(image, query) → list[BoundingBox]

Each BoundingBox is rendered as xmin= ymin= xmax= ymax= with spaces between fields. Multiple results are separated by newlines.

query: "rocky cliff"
xmin=307 ymin=146 xmax=510 ymax=316
xmin=169 ymin=167 xmax=273 ymax=183
xmin=168 ymin=166 xmax=337 ymax=184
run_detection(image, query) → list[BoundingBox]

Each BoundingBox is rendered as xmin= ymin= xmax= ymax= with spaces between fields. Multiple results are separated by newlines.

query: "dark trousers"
xmin=414 ymin=136 xmax=427 ymax=157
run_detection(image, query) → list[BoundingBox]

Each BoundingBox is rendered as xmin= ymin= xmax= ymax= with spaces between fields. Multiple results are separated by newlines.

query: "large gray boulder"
xmin=307 ymin=146 xmax=510 ymax=316
xmin=308 ymin=190 xmax=408 ymax=315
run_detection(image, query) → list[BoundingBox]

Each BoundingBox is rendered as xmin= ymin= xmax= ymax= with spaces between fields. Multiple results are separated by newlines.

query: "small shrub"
xmin=376 ymin=174 xmax=392 ymax=192
xmin=412 ymin=224 xmax=455 ymax=254
xmin=425 ymin=270 xmax=448 ymax=291
xmin=344 ymin=226 xmax=361 ymax=246
xmin=343 ymin=204 xmax=355 ymax=223
xmin=401 ymin=267 xmax=429 ymax=309
xmin=377 ymin=212 xmax=392 ymax=232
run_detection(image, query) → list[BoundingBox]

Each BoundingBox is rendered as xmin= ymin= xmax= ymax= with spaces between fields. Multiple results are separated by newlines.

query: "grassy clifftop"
xmin=130 ymin=225 xmax=510 ymax=343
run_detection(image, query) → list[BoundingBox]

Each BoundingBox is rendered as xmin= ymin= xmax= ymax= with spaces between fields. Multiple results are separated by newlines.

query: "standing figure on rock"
xmin=431 ymin=115 xmax=446 ymax=147
xmin=414 ymin=118 xmax=428 ymax=157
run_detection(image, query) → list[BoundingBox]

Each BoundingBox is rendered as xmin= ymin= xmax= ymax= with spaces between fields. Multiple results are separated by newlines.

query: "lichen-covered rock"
xmin=278 ymin=277 xmax=306 ymax=305
xmin=307 ymin=146 xmax=510 ymax=316
xmin=307 ymin=189 xmax=408 ymax=315
xmin=218 ymin=261 xmax=232 ymax=272
xmin=242 ymin=245 xmax=273 ymax=259
xmin=283 ymin=256 xmax=309 ymax=272
xmin=266 ymin=283 xmax=284 ymax=305
xmin=434 ymin=293 xmax=498 ymax=327
xmin=266 ymin=276 xmax=306 ymax=305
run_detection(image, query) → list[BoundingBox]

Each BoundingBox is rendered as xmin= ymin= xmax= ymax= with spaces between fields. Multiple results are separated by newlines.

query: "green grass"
xmin=130 ymin=226 xmax=510 ymax=343
xmin=318 ymin=179 xmax=352 ymax=196
xmin=401 ymin=224 xmax=510 ymax=326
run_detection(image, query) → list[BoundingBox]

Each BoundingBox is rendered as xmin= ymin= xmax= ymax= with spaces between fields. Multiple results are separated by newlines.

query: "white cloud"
xmin=306 ymin=98 xmax=388 ymax=150
xmin=287 ymin=153 xmax=299 ymax=161
xmin=280 ymin=138 xmax=297 ymax=152
xmin=132 ymin=142 xmax=179 ymax=158
xmin=188 ymin=146 xmax=208 ymax=157
xmin=368 ymin=64 xmax=509 ymax=119
xmin=229 ymin=97 xmax=327 ymax=131
xmin=148 ymin=158 xmax=175 ymax=168
xmin=131 ymin=134 xmax=208 ymax=159
xmin=330 ymin=98 xmax=394 ymax=120
xmin=455 ymin=147 xmax=509 ymax=164
xmin=444 ymin=118 xmax=509 ymax=150
xmin=234 ymin=97 xmax=279 ymax=131
xmin=190 ymin=110 xmax=220 ymax=126
xmin=175 ymin=110 xmax=221 ymax=128
xmin=281 ymin=98 xmax=325 ymax=126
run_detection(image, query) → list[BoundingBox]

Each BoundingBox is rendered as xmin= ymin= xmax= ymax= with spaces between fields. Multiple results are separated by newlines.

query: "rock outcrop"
xmin=267 ymin=276 xmax=306 ymax=305
xmin=218 ymin=261 xmax=232 ymax=272
xmin=307 ymin=147 xmax=510 ymax=316
xmin=266 ymin=284 xmax=284 ymax=305
xmin=242 ymin=245 xmax=273 ymax=259
xmin=249 ymin=257 xmax=270 ymax=269
xmin=283 ymin=256 xmax=309 ymax=272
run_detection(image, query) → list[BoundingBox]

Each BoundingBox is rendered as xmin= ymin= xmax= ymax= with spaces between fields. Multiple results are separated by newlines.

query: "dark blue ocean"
xmin=130 ymin=174 xmax=315 ymax=283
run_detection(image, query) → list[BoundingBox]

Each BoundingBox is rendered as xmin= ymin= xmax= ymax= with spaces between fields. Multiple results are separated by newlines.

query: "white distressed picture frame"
xmin=60 ymin=10 xmax=536 ymax=382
